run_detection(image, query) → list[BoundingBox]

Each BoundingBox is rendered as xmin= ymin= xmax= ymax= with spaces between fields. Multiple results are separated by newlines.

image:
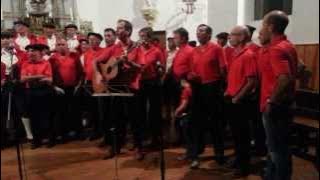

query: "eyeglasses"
xmin=230 ymin=33 xmax=242 ymax=36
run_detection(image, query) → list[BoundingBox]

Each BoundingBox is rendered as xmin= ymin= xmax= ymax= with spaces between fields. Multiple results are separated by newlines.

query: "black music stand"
xmin=92 ymin=81 xmax=166 ymax=180
xmin=92 ymin=84 xmax=134 ymax=180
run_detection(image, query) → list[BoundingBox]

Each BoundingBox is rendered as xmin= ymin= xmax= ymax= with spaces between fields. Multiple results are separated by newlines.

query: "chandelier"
xmin=182 ymin=0 xmax=197 ymax=14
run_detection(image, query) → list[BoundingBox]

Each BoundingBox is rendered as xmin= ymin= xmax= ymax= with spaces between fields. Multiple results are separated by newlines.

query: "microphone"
xmin=156 ymin=60 xmax=164 ymax=75
xmin=7 ymin=44 xmax=16 ymax=55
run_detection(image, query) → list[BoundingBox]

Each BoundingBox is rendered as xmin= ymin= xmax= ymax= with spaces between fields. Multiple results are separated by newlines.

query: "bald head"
xmin=229 ymin=25 xmax=250 ymax=47
xmin=264 ymin=10 xmax=289 ymax=34
xmin=56 ymin=38 xmax=69 ymax=54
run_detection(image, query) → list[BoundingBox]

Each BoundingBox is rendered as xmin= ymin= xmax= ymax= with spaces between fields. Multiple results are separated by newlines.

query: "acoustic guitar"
xmin=92 ymin=43 xmax=139 ymax=93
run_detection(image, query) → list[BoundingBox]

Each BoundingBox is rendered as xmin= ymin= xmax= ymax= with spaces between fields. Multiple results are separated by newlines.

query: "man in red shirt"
xmin=13 ymin=21 xmax=37 ymax=52
xmin=79 ymin=39 xmax=90 ymax=67
xmin=103 ymin=28 xmax=117 ymax=48
xmin=94 ymin=19 xmax=144 ymax=160
xmin=1 ymin=61 xmax=6 ymax=147
xmin=224 ymin=26 xmax=258 ymax=178
xmin=1 ymin=31 xmax=30 ymax=145
xmin=83 ymin=33 xmax=104 ymax=83
xmin=188 ymin=24 xmax=227 ymax=169
xmin=245 ymin=24 xmax=267 ymax=158
xmin=216 ymin=32 xmax=235 ymax=73
xmin=82 ymin=32 xmax=105 ymax=140
xmin=37 ymin=23 xmax=57 ymax=51
xmin=258 ymin=11 xmax=297 ymax=180
xmin=246 ymin=25 xmax=261 ymax=53
xmin=172 ymin=28 xmax=194 ymax=81
xmin=21 ymin=44 xmax=54 ymax=149
xmin=1 ymin=62 xmax=5 ymax=86
xmin=94 ymin=28 xmax=117 ymax=148
xmin=138 ymin=27 xmax=165 ymax=149
xmin=167 ymin=28 xmax=194 ymax=145
xmin=50 ymin=38 xmax=83 ymax=142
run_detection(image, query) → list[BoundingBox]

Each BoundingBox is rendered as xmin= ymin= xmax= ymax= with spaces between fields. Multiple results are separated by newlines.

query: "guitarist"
xmin=94 ymin=19 xmax=144 ymax=161
xmin=138 ymin=27 xmax=166 ymax=149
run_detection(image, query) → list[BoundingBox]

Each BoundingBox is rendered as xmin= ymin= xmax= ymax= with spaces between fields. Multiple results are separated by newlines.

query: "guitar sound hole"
xmin=107 ymin=67 xmax=112 ymax=74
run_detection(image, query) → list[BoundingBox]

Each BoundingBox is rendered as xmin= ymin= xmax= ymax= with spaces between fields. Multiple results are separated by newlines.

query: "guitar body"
xmin=100 ymin=57 xmax=120 ymax=81
xmin=92 ymin=42 xmax=140 ymax=93
xmin=92 ymin=64 xmax=108 ymax=93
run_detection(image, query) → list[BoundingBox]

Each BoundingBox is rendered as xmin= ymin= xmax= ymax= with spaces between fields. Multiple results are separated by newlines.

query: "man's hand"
xmin=174 ymin=109 xmax=182 ymax=118
xmin=232 ymin=96 xmax=240 ymax=104
xmin=187 ymin=73 xmax=201 ymax=84
xmin=54 ymin=86 xmax=65 ymax=95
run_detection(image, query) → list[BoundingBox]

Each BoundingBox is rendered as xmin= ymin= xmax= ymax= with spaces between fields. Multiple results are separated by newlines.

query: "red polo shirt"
xmin=139 ymin=45 xmax=165 ymax=80
xmin=192 ymin=42 xmax=226 ymax=84
xmin=21 ymin=60 xmax=52 ymax=78
xmin=247 ymin=42 xmax=261 ymax=53
xmin=1 ymin=62 xmax=6 ymax=81
xmin=172 ymin=44 xmax=194 ymax=80
xmin=50 ymin=53 xmax=82 ymax=87
xmin=258 ymin=35 xmax=298 ymax=112
xmin=224 ymin=46 xmax=235 ymax=72
xmin=226 ymin=47 xmax=257 ymax=96
xmin=83 ymin=47 xmax=105 ymax=81
xmin=37 ymin=35 xmax=49 ymax=45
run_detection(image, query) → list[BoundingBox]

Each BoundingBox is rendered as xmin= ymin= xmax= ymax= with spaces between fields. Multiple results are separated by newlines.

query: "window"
xmin=255 ymin=0 xmax=293 ymax=20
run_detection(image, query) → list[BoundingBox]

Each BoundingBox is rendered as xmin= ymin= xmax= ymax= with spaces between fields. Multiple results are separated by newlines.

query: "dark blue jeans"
xmin=262 ymin=105 xmax=293 ymax=180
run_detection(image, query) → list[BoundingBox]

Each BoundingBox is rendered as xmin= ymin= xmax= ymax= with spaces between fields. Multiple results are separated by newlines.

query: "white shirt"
xmin=47 ymin=35 xmax=57 ymax=51
xmin=67 ymin=35 xmax=79 ymax=52
xmin=1 ymin=49 xmax=19 ymax=75
xmin=15 ymin=34 xmax=31 ymax=52
xmin=166 ymin=49 xmax=177 ymax=73
xmin=80 ymin=54 xmax=85 ymax=67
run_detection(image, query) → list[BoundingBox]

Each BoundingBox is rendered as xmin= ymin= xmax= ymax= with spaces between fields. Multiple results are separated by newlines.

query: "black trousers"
xmin=25 ymin=87 xmax=54 ymax=143
xmin=77 ymin=81 xmax=101 ymax=135
xmin=54 ymin=87 xmax=82 ymax=137
xmin=190 ymin=81 xmax=225 ymax=160
xmin=140 ymin=79 xmax=163 ymax=142
xmin=1 ymin=83 xmax=28 ymax=145
xmin=248 ymin=97 xmax=267 ymax=155
xmin=226 ymin=98 xmax=251 ymax=171
xmin=104 ymin=90 xmax=144 ymax=151
xmin=162 ymin=74 xmax=181 ymax=109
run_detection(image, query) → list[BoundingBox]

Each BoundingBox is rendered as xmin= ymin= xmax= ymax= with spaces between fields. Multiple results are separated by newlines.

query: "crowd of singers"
xmin=1 ymin=10 xmax=298 ymax=179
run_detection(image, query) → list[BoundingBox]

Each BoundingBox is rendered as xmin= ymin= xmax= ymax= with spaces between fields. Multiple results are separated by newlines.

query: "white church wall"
xmin=77 ymin=0 xmax=208 ymax=41
xmin=244 ymin=0 xmax=319 ymax=44
xmin=207 ymin=0 xmax=238 ymax=40
xmin=207 ymin=0 xmax=319 ymax=45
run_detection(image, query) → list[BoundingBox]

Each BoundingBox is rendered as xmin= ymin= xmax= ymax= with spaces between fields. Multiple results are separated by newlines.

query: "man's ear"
xmin=268 ymin=24 xmax=274 ymax=34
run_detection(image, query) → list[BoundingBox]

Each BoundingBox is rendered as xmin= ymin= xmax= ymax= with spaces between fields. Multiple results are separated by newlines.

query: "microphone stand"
xmin=5 ymin=48 xmax=25 ymax=180
xmin=156 ymin=61 xmax=166 ymax=180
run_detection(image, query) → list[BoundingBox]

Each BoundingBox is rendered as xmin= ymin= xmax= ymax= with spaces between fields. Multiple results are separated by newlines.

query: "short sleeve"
xmin=217 ymin=46 xmax=226 ymax=68
xmin=269 ymin=47 xmax=290 ymax=77
xmin=244 ymin=53 xmax=258 ymax=77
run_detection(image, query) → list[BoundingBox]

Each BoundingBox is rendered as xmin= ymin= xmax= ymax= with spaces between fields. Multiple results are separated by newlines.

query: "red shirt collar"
xmin=90 ymin=46 xmax=103 ymax=52
xmin=29 ymin=59 xmax=46 ymax=64
xmin=271 ymin=34 xmax=287 ymax=46
xmin=234 ymin=45 xmax=249 ymax=58
xmin=179 ymin=43 xmax=188 ymax=49
xmin=141 ymin=45 xmax=157 ymax=53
